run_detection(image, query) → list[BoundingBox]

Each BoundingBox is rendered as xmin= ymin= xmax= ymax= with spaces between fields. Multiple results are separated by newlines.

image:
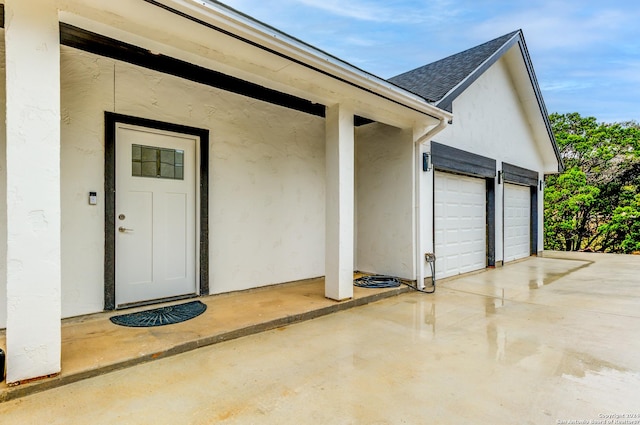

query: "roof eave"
xmin=435 ymin=32 xmax=522 ymax=111
xmin=166 ymin=0 xmax=452 ymax=122
xmin=515 ymin=34 xmax=565 ymax=172
xmin=436 ymin=30 xmax=563 ymax=172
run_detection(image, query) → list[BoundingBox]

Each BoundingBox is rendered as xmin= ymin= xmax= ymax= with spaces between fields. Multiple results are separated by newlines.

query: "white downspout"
xmin=415 ymin=118 xmax=449 ymax=289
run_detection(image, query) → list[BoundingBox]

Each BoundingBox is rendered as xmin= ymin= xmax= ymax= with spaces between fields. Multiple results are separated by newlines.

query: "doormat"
xmin=110 ymin=301 xmax=207 ymax=327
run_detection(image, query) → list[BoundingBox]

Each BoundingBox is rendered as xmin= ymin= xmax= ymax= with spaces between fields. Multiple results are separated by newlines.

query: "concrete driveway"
xmin=1 ymin=252 xmax=638 ymax=424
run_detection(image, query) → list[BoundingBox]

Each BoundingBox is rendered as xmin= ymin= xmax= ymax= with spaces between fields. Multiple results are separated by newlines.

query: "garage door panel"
xmin=504 ymin=183 xmax=530 ymax=262
xmin=434 ymin=172 xmax=486 ymax=279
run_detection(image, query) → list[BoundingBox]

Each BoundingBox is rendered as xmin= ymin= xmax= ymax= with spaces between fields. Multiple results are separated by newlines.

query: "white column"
xmin=325 ymin=104 xmax=354 ymax=301
xmin=5 ymin=0 xmax=62 ymax=384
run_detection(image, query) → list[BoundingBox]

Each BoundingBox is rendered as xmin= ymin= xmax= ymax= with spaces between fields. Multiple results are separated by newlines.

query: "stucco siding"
xmin=55 ymin=46 xmax=327 ymax=319
xmin=356 ymin=124 xmax=414 ymax=279
xmin=432 ymin=58 xmax=545 ymax=262
xmin=0 ymin=36 xmax=6 ymax=328
xmin=435 ymin=59 xmax=544 ymax=170
xmin=60 ymin=47 xmax=114 ymax=319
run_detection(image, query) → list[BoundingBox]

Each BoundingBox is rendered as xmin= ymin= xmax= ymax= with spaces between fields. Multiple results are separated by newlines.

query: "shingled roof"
xmin=389 ymin=30 xmax=563 ymax=172
xmin=389 ymin=30 xmax=520 ymax=111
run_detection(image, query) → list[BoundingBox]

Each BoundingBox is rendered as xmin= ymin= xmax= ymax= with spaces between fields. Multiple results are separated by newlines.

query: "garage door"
xmin=504 ymin=183 xmax=530 ymax=262
xmin=434 ymin=172 xmax=486 ymax=278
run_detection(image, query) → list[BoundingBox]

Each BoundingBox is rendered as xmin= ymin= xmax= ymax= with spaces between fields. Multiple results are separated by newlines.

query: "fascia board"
xmin=436 ymin=32 xmax=522 ymax=112
xmin=158 ymin=0 xmax=451 ymax=122
xmin=436 ymin=30 xmax=563 ymax=172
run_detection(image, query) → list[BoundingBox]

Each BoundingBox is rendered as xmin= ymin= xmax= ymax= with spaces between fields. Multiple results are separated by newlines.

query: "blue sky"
xmin=217 ymin=0 xmax=640 ymax=123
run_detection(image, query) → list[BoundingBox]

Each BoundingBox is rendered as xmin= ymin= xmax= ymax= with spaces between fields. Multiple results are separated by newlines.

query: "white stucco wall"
xmin=0 ymin=42 xmax=416 ymax=326
xmin=54 ymin=46 xmax=326 ymax=319
xmin=60 ymin=47 xmax=114 ymax=318
xmin=356 ymin=123 xmax=414 ymax=279
xmin=429 ymin=57 xmax=546 ymax=263
xmin=0 ymin=36 xmax=6 ymax=329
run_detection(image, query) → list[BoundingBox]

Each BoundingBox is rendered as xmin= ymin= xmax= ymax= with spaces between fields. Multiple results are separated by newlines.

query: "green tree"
xmin=545 ymin=113 xmax=640 ymax=252
xmin=544 ymin=168 xmax=599 ymax=251
xmin=597 ymin=191 xmax=640 ymax=253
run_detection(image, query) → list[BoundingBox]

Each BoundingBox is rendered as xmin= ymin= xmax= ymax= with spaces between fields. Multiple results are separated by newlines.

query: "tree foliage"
xmin=545 ymin=113 xmax=640 ymax=253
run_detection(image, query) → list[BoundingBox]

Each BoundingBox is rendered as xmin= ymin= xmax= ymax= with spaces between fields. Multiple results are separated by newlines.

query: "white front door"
xmin=434 ymin=171 xmax=487 ymax=279
xmin=115 ymin=124 xmax=197 ymax=306
xmin=503 ymin=183 xmax=531 ymax=262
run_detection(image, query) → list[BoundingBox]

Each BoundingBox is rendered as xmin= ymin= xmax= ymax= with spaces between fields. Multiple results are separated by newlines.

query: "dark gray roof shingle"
xmin=389 ymin=29 xmax=563 ymax=172
xmin=389 ymin=31 xmax=520 ymax=104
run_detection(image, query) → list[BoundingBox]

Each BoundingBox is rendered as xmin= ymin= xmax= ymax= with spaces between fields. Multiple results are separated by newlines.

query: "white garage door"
xmin=434 ymin=172 xmax=486 ymax=279
xmin=504 ymin=183 xmax=530 ymax=262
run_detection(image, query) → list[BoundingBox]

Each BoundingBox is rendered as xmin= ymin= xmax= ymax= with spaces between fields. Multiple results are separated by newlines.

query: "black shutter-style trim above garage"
xmin=502 ymin=163 xmax=538 ymax=186
xmin=431 ymin=142 xmax=496 ymax=178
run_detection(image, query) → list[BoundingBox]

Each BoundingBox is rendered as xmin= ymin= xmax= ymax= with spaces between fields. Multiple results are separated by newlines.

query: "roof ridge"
xmin=420 ymin=30 xmax=520 ymax=73
xmin=388 ymin=30 xmax=521 ymax=104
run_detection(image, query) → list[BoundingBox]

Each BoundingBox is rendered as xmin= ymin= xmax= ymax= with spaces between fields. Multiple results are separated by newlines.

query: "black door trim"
xmin=486 ymin=178 xmax=496 ymax=267
xmin=104 ymin=112 xmax=209 ymax=310
xmin=530 ymin=186 xmax=539 ymax=255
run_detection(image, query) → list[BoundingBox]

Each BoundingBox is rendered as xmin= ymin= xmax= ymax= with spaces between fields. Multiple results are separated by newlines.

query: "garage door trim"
xmin=431 ymin=142 xmax=496 ymax=178
xmin=431 ymin=142 xmax=496 ymax=269
xmin=501 ymin=162 xmax=539 ymax=257
xmin=502 ymin=162 xmax=538 ymax=187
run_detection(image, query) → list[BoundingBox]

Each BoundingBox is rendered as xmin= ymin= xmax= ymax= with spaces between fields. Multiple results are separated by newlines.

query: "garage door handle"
xmin=118 ymin=227 xmax=134 ymax=233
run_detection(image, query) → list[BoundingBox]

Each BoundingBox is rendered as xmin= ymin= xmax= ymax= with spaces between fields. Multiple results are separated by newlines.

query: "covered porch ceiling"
xmin=56 ymin=0 xmax=451 ymax=129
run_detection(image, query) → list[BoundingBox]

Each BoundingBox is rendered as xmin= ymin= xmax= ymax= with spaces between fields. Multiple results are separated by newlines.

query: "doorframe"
xmin=430 ymin=142 xmax=497 ymax=269
xmin=104 ymin=112 xmax=209 ymax=310
xmin=501 ymin=162 xmax=539 ymax=262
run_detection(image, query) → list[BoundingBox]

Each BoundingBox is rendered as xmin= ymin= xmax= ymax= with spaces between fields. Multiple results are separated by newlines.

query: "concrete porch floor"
xmin=1 ymin=251 xmax=639 ymax=424
xmin=0 ymin=275 xmax=409 ymax=402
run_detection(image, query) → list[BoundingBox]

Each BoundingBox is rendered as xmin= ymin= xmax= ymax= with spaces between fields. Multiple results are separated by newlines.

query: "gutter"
xmin=151 ymin=0 xmax=450 ymax=121
xmin=414 ymin=118 xmax=449 ymax=290
xmin=148 ymin=0 xmax=455 ymax=288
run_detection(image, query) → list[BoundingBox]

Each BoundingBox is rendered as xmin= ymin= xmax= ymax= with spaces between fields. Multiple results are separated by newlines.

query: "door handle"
xmin=118 ymin=227 xmax=134 ymax=233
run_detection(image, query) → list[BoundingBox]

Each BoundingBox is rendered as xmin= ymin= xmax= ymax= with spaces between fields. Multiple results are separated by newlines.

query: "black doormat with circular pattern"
xmin=110 ymin=301 xmax=207 ymax=327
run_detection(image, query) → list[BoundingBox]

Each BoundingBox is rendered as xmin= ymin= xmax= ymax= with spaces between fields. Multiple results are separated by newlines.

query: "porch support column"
xmin=5 ymin=0 xmax=62 ymax=384
xmin=325 ymin=104 xmax=354 ymax=301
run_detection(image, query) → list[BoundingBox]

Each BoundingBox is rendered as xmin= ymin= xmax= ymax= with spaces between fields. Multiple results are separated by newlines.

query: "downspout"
xmin=415 ymin=118 xmax=449 ymax=289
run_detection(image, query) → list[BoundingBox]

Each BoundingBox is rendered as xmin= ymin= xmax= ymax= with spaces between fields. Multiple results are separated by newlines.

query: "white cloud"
xmin=468 ymin=2 xmax=639 ymax=52
xmin=290 ymin=0 xmax=459 ymax=24
xmin=608 ymin=60 xmax=640 ymax=83
xmin=540 ymin=80 xmax=595 ymax=92
xmin=343 ymin=36 xmax=378 ymax=47
xmin=213 ymin=0 xmax=640 ymax=121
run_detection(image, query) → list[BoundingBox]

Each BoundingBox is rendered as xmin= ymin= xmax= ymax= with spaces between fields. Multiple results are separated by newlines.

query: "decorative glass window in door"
xmin=132 ymin=144 xmax=184 ymax=180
